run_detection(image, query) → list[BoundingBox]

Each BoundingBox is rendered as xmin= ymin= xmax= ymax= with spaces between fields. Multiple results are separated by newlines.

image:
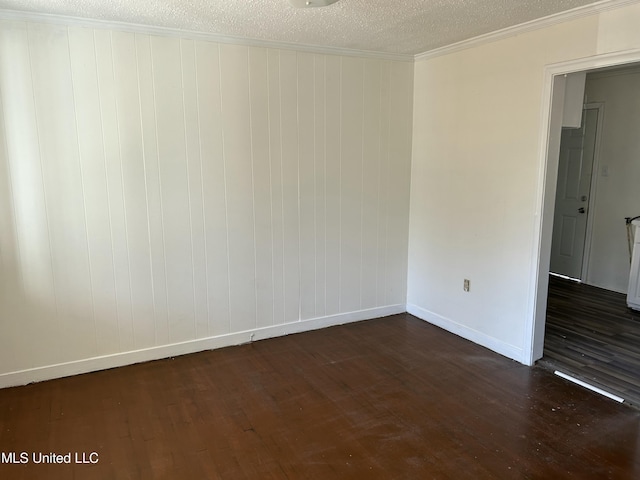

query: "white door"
xmin=550 ymin=108 xmax=598 ymax=279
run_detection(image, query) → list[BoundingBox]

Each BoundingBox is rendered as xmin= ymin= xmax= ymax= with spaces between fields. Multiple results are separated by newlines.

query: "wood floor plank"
xmin=1 ymin=313 xmax=639 ymax=478
xmin=541 ymin=274 xmax=640 ymax=408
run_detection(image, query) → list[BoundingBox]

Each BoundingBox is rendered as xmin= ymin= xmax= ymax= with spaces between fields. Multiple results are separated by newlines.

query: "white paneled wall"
xmin=0 ymin=19 xmax=413 ymax=384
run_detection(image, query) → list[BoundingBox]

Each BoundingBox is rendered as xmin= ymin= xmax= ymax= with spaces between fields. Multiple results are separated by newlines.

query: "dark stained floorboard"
xmin=541 ymin=274 xmax=640 ymax=408
xmin=1 ymin=313 xmax=639 ymax=479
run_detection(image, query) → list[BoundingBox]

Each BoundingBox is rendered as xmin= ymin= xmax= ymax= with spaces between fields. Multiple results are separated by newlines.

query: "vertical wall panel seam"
xmin=296 ymin=52 xmax=302 ymax=322
xmin=247 ymin=47 xmax=259 ymax=329
xmin=111 ymin=30 xmax=135 ymax=348
xmin=266 ymin=51 xmax=276 ymax=327
xmin=338 ymin=56 xmax=343 ymax=312
xmin=193 ymin=42 xmax=211 ymax=336
xmin=217 ymin=43 xmax=232 ymax=334
xmin=359 ymin=60 xmax=365 ymax=309
xmin=179 ymin=39 xmax=198 ymax=339
xmin=312 ymin=55 xmax=317 ymax=318
xmin=383 ymin=62 xmax=392 ymax=306
xmin=375 ymin=61 xmax=383 ymax=307
xmin=278 ymin=51 xmax=286 ymax=322
xmin=134 ymin=33 xmax=158 ymax=346
xmin=149 ymin=36 xmax=171 ymax=342
xmin=109 ymin=30 xmax=125 ymax=349
xmin=67 ymin=26 xmax=98 ymax=354
xmin=27 ymin=25 xmax=61 ymax=328
xmin=94 ymin=29 xmax=120 ymax=350
xmin=323 ymin=56 xmax=327 ymax=314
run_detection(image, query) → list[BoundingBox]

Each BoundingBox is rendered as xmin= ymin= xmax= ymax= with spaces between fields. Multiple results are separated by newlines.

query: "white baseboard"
xmin=0 ymin=305 xmax=405 ymax=389
xmin=406 ymin=303 xmax=524 ymax=363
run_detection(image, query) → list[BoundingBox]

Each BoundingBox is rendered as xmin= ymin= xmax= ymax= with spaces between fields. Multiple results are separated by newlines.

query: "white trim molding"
xmin=406 ymin=304 xmax=525 ymax=363
xmin=415 ymin=0 xmax=640 ymax=62
xmin=0 ymin=9 xmax=414 ymax=62
xmin=0 ymin=305 xmax=406 ymax=389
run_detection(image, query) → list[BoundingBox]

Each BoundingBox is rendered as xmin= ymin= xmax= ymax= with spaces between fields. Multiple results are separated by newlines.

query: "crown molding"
xmin=415 ymin=0 xmax=640 ymax=62
xmin=0 ymin=9 xmax=414 ymax=63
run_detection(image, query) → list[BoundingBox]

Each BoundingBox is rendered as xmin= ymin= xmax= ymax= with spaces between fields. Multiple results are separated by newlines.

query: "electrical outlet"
xmin=463 ymin=279 xmax=470 ymax=292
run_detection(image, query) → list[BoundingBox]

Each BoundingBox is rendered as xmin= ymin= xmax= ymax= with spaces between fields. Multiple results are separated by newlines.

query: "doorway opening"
xmin=533 ymin=57 xmax=640 ymax=407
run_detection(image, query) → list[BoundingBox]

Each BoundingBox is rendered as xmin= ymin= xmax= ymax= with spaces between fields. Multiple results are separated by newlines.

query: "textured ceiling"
xmin=0 ymin=0 xmax=607 ymax=55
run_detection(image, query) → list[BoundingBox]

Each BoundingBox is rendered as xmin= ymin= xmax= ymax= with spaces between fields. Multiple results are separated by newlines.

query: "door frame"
xmin=525 ymin=48 xmax=640 ymax=366
xmin=580 ymin=102 xmax=605 ymax=283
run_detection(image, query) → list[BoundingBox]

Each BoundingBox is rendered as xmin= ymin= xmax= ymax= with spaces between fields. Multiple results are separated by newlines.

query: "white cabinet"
xmin=628 ymin=220 xmax=640 ymax=311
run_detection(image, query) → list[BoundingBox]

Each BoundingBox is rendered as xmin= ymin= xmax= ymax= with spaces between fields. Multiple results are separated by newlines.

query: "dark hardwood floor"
xmin=1 ymin=313 xmax=640 ymax=479
xmin=541 ymin=274 xmax=640 ymax=408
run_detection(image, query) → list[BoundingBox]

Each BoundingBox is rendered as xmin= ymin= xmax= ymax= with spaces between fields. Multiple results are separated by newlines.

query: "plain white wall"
xmin=0 ymin=19 xmax=413 ymax=384
xmin=584 ymin=67 xmax=640 ymax=293
xmin=408 ymin=3 xmax=640 ymax=363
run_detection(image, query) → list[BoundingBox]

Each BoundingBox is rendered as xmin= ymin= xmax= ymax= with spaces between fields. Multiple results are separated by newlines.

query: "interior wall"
xmin=584 ymin=67 xmax=640 ymax=293
xmin=408 ymin=2 xmax=640 ymax=363
xmin=0 ymin=19 xmax=413 ymax=383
